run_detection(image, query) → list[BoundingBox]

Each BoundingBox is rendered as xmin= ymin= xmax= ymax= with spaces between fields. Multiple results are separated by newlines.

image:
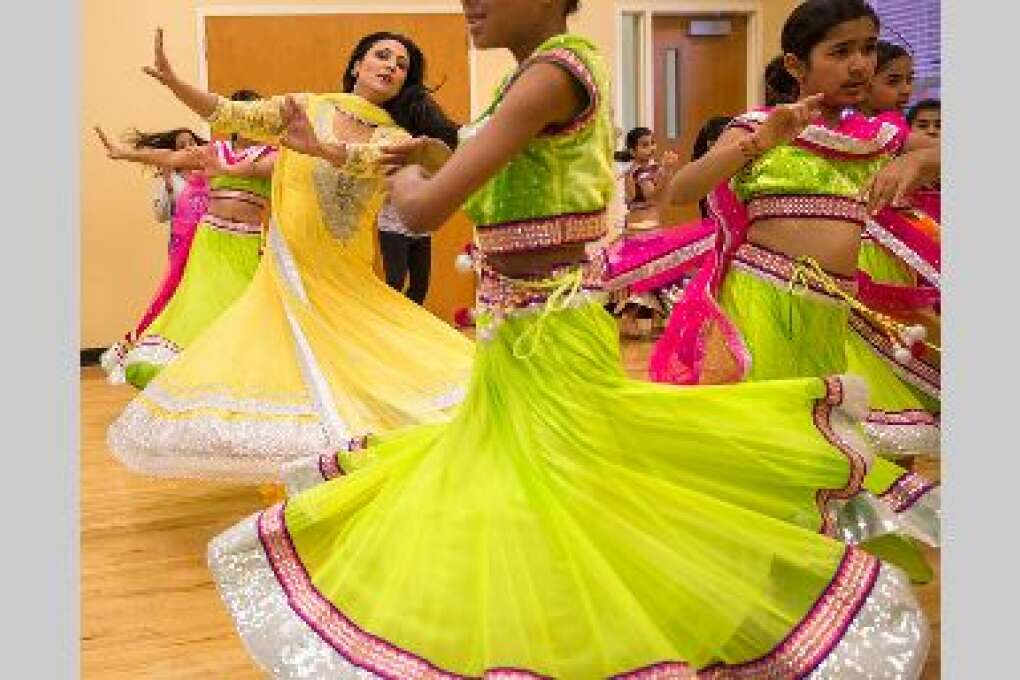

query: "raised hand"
xmin=279 ymin=96 xmax=326 ymax=158
xmin=181 ymin=144 xmax=223 ymax=175
xmin=661 ymin=150 xmax=681 ymax=170
xmin=860 ymin=149 xmax=938 ymax=215
xmin=93 ymin=126 xmax=129 ymax=160
xmin=141 ymin=28 xmax=177 ymax=87
xmin=753 ymin=92 xmax=825 ymax=150
xmin=379 ymin=137 xmax=452 ymax=175
xmin=379 ymin=137 xmax=426 ymax=174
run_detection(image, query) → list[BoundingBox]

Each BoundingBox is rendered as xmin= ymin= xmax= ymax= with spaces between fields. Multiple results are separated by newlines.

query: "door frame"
xmin=614 ymin=1 xmax=763 ymax=131
xmin=195 ymin=4 xmax=476 ymax=134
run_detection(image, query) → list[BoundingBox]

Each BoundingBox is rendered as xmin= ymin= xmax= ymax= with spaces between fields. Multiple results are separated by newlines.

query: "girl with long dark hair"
xmin=95 ymin=90 xmax=277 ymax=387
xmin=96 ymin=126 xmax=208 ymax=383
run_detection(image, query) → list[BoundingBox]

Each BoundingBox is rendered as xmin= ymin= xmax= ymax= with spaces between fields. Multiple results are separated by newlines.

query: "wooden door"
xmin=205 ymin=13 xmax=473 ymax=324
xmin=652 ymin=15 xmax=748 ymax=224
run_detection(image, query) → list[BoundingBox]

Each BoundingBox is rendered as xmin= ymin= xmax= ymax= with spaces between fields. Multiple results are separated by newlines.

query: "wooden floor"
xmin=81 ymin=339 xmax=940 ymax=679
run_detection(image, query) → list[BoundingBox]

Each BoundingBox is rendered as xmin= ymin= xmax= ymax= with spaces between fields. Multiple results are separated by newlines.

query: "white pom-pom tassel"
xmin=894 ymin=346 xmax=913 ymax=364
xmin=107 ymin=365 xmax=126 ymax=385
xmin=454 ymin=253 xmax=474 ymax=273
xmin=99 ymin=346 xmax=118 ymax=372
xmin=100 ymin=343 xmax=128 ymax=384
xmin=900 ymin=324 xmax=927 ymax=346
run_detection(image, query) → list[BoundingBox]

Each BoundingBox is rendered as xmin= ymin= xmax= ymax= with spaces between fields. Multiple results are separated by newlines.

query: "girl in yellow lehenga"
xmin=108 ymin=29 xmax=474 ymax=482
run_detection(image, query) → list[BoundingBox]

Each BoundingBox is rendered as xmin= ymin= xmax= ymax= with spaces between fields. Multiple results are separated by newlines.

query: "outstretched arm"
xmin=379 ymin=137 xmax=453 ymax=175
xmin=861 ymin=145 xmax=940 ymax=214
xmin=268 ymin=96 xmax=429 ymax=175
xmin=187 ymin=144 xmax=279 ymax=179
xmin=900 ymin=130 xmax=937 ymax=154
xmin=237 ymin=151 xmax=278 ymax=179
xmin=142 ymin=28 xmax=291 ymax=143
xmin=659 ymin=93 xmax=825 ymax=207
xmin=388 ymin=62 xmax=585 ymax=233
xmin=94 ymin=126 xmax=205 ymax=170
xmin=142 ymin=28 xmax=219 ymax=118
xmin=657 ymin=127 xmax=753 ymax=207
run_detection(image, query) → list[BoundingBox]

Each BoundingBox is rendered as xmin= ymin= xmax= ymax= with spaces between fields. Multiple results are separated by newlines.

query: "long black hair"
xmin=125 ymin=127 xmax=206 ymax=150
xmin=782 ymin=0 xmax=879 ymax=60
xmin=614 ymin=126 xmax=652 ymax=163
xmin=342 ymin=32 xmax=460 ymax=149
xmin=230 ymin=89 xmax=262 ymax=102
xmin=691 ymin=116 xmax=732 ymax=162
xmin=768 ymin=0 xmax=881 ymax=102
xmin=764 ymin=56 xmax=798 ymax=106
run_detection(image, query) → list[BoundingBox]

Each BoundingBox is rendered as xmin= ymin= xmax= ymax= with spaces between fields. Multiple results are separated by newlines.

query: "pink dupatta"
xmin=132 ymin=171 xmax=211 ymax=338
xmin=646 ymin=179 xmax=753 ymax=384
xmin=646 ymin=108 xmax=928 ymax=384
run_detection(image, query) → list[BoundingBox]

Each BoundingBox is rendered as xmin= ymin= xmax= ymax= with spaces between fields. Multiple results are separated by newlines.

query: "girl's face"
xmin=174 ymin=131 xmax=198 ymax=150
xmin=632 ymin=134 xmax=657 ymax=163
xmin=462 ymin=0 xmax=549 ymax=50
xmin=911 ymin=109 xmax=941 ymax=140
xmin=791 ymin=17 xmax=878 ymax=109
xmin=351 ymin=39 xmax=410 ymax=104
xmin=867 ymin=55 xmax=914 ymax=113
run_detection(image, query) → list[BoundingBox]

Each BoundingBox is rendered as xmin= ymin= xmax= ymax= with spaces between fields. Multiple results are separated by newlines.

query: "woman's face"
xmin=174 ymin=131 xmax=198 ymax=150
xmin=867 ymin=55 xmax=914 ymax=113
xmin=351 ymin=39 xmax=410 ymax=104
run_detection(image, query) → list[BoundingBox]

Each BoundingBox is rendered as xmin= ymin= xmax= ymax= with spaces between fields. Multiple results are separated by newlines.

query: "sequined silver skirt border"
xmin=834 ymin=488 xmax=941 ymax=548
xmin=208 ymin=513 xmax=930 ymax=679
xmin=107 ymin=382 xmax=465 ymax=484
xmin=107 ymin=400 xmax=333 ymax=483
xmin=864 ymin=417 xmax=941 ymax=458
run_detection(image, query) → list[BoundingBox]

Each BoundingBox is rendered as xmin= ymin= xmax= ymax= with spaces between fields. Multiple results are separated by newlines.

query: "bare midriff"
xmin=747 ymin=217 xmax=862 ymax=277
xmin=207 ymin=194 xmax=268 ymax=225
xmin=485 ymin=242 xmax=590 ymax=278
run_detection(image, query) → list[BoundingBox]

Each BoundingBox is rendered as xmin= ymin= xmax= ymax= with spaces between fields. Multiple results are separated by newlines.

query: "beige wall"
xmin=82 ymin=1 xmax=201 ymax=348
xmin=475 ymin=0 xmax=801 ymax=109
xmin=761 ymin=0 xmax=802 ymax=62
xmin=82 ymin=0 xmax=797 ymax=347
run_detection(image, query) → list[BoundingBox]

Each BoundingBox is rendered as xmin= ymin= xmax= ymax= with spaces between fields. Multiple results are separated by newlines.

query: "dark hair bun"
xmin=764 ymin=56 xmax=799 ymax=105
